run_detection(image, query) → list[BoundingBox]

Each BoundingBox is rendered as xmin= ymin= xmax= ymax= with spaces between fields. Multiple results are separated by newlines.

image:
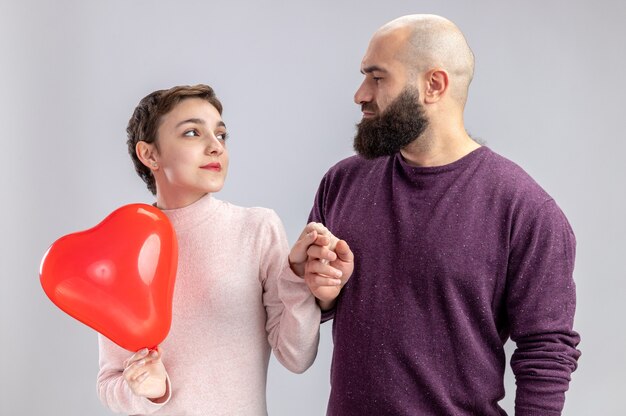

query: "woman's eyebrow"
xmin=176 ymin=119 xmax=226 ymax=128
xmin=176 ymin=118 xmax=205 ymax=128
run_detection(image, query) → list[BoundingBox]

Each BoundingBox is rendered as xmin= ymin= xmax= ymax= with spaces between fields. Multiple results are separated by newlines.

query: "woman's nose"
xmin=205 ymin=135 xmax=224 ymax=155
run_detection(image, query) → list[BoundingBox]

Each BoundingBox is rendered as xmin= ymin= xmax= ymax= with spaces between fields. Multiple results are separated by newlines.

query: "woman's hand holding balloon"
xmin=123 ymin=347 xmax=168 ymax=402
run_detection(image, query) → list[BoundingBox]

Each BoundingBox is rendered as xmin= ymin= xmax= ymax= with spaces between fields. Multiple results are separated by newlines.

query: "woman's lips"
xmin=201 ymin=162 xmax=221 ymax=172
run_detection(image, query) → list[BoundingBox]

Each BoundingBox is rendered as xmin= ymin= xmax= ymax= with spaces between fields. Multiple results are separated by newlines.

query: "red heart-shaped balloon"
xmin=40 ymin=204 xmax=178 ymax=352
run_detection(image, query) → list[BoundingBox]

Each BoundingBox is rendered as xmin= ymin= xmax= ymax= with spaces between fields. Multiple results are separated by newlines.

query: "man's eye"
xmin=373 ymin=77 xmax=382 ymax=83
xmin=183 ymin=130 xmax=199 ymax=137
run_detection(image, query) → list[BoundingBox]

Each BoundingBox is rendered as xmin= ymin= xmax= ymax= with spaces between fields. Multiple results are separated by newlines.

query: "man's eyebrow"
xmin=176 ymin=118 xmax=226 ymax=129
xmin=361 ymin=65 xmax=387 ymax=75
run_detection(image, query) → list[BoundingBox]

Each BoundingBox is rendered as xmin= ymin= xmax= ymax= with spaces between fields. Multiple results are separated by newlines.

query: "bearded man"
xmin=303 ymin=14 xmax=581 ymax=416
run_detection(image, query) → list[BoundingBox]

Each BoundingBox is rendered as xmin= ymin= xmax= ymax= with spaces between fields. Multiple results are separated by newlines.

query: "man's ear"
xmin=136 ymin=141 xmax=159 ymax=170
xmin=423 ymin=69 xmax=449 ymax=104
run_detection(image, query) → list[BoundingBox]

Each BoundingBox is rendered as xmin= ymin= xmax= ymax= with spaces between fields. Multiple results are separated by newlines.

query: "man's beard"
xmin=353 ymin=87 xmax=429 ymax=159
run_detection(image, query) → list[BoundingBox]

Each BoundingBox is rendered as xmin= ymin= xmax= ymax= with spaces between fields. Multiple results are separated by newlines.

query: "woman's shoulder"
xmin=214 ymin=199 xmax=280 ymax=228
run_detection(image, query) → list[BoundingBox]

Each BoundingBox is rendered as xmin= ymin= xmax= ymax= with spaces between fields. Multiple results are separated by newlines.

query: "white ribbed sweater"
xmin=97 ymin=194 xmax=320 ymax=415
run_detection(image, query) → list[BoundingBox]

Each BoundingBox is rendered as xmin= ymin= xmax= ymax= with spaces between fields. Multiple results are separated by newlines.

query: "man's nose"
xmin=354 ymin=80 xmax=373 ymax=105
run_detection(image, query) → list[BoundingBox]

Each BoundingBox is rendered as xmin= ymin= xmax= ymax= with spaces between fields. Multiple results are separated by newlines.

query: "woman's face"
xmin=151 ymin=98 xmax=229 ymax=208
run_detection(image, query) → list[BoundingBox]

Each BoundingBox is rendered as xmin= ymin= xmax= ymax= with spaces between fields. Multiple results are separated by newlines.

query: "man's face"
xmin=353 ymin=86 xmax=429 ymax=159
xmin=353 ymin=32 xmax=429 ymax=158
xmin=354 ymin=32 xmax=411 ymax=117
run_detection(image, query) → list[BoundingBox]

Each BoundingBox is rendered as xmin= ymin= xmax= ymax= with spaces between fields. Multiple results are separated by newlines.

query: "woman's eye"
xmin=183 ymin=130 xmax=199 ymax=137
xmin=216 ymin=132 xmax=229 ymax=141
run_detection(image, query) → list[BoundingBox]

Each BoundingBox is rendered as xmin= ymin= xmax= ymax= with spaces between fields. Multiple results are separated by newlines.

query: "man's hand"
xmin=123 ymin=347 xmax=168 ymax=402
xmin=289 ymin=222 xmax=354 ymax=310
xmin=305 ymin=236 xmax=354 ymax=311
xmin=289 ymin=222 xmax=336 ymax=277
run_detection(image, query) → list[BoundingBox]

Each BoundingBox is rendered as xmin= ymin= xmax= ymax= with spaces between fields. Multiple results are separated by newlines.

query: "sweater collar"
xmin=158 ymin=193 xmax=217 ymax=232
xmin=396 ymin=146 xmax=488 ymax=175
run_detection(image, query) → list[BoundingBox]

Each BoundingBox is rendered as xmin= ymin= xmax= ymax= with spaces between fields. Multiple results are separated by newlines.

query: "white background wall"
xmin=1 ymin=1 xmax=624 ymax=414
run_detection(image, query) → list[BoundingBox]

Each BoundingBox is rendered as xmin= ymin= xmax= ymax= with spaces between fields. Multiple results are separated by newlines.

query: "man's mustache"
xmin=361 ymin=103 xmax=379 ymax=114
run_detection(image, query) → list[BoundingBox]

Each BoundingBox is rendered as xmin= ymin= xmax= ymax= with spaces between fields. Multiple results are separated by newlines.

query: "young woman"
xmin=96 ymin=84 xmax=339 ymax=415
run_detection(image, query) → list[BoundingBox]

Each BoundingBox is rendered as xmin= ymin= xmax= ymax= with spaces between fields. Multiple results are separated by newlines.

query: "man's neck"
xmin=400 ymin=128 xmax=480 ymax=167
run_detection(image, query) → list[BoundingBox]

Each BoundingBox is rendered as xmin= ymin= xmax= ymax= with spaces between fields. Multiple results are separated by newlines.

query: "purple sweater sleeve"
xmin=506 ymin=199 xmax=580 ymax=415
xmin=308 ymin=175 xmax=337 ymax=323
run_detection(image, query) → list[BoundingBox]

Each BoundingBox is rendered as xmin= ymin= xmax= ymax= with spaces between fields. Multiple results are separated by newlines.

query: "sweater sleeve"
xmin=260 ymin=210 xmax=321 ymax=373
xmin=506 ymin=199 xmax=581 ymax=415
xmin=308 ymin=173 xmax=337 ymax=323
xmin=96 ymin=335 xmax=171 ymax=415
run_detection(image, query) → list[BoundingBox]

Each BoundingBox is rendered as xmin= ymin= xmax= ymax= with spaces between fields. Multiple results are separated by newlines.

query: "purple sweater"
xmin=309 ymin=147 xmax=580 ymax=416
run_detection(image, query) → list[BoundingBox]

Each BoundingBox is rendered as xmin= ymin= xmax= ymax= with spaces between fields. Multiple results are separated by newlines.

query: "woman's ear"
xmin=423 ymin=69 xmax=449 ymax=104
xmin=136 ymin=141 xmax=159 ymax=170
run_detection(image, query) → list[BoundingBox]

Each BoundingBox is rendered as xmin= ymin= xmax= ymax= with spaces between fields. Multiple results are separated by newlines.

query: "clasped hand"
xmin=289 ymin=222 xmax=354 ymax=310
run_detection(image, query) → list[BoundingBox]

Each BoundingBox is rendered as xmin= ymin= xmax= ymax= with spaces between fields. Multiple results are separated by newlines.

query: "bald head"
xmin=376 ymin=14 xmax=475 ymax=105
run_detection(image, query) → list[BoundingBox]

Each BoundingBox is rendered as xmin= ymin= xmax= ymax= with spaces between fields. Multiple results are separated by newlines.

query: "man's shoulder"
xmin=480 ymin=147 xmax=554 ymax=207
xmin=328 ymin=154 xmax=367 ymax=172
xmin=324 ymin=154 xmax=390 ymax=179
